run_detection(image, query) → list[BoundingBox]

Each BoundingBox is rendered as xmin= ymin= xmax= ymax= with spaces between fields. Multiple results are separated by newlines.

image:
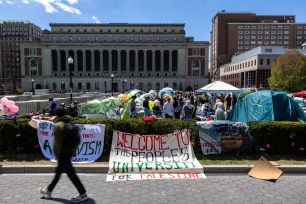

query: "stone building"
xmin=0 ymin=20 xmax=41 ymax=92
xmin=219 ymin=46 xmax=306 ymax=91
xmin=20 ymin=23 xmax=209 ymax=93
xmin=210 ymin=11 xmax=306 ymax=81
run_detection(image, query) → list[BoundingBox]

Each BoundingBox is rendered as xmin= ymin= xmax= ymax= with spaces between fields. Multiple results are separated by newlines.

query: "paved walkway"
xmin=1 ymin=174 xmax=306 ymax=204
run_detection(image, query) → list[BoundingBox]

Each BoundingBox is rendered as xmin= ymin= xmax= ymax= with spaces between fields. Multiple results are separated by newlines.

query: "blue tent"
xmin=227 ymin=90 xmax=306 ymax=123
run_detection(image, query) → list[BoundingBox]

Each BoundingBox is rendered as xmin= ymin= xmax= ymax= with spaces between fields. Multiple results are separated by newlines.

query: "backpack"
xmin=63 ymin=122 xmax=81 ymax=151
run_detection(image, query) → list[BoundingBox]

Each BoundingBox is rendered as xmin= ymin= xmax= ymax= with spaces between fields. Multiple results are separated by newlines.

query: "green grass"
xmin=1 ymin=152 xmax=305 ymax=165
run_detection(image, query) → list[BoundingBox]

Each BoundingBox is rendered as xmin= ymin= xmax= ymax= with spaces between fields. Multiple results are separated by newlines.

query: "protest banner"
xmin=196 ymin=120 xmax=253 ymax=155
xmin=106 ymin=129 xmax=205 ymax=181
xmin=37 ymin=120 xmax=105 ymax=163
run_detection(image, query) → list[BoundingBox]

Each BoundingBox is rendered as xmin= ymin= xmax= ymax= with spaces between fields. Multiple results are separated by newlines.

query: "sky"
xmin=0 ymin=0 xmax=306 ymax=41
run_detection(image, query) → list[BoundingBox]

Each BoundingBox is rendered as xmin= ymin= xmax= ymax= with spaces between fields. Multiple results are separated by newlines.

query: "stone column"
xmin=100 ymin=50 xmax=103 ymax=75
xmin=73 ymin=50 xmax=77 ymax=72
xmin=109 ymin=50 xmax=112 ymax=74
xmin=127 ymin=50 xmax=130 ymax=73
xmin=82 ymin=50 xmax=86 ymax=73
xmin=65 ymin=50 xmax=69 ymax=74
xmin=135 ymin=49 xmax=138 ymax=73
xmin=152 ymin=50 xmax=156 ymax=74
xmin=161 ymin=50 xmax=164 ymax=74
xmin=169 ymin=50 xmax=173 ymax=76
xmin=144 ymin=50 xmax=147 ymax=75
xmin=118 ymin=50 xmax=121 ymax=73
xmin=91 ymin=50 xmax=95 ymax=73
xmin=57 ymin=50 xmax=61 ymax=72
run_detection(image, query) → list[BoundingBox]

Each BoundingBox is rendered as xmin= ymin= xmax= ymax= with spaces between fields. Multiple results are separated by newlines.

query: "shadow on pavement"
xmin=45 ymin=197 xmax=96 ymax=203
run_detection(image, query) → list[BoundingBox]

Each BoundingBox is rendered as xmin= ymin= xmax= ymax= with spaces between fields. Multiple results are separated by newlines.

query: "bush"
xmin=0 ymin=118 xmax=305 ymax=154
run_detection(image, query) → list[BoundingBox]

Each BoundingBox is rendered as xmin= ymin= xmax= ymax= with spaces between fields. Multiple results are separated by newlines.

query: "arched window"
xmin=192 ymin=59 xmax=200 ymax=76
xmin=30 ymin=59 xmax=38 ymax=76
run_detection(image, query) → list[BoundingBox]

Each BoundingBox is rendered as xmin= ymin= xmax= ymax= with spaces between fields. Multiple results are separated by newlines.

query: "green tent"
xmin=81 ymin=97 xmax=123 ymax=114
xmin=227 ymin=90 xmax=306 ymax=123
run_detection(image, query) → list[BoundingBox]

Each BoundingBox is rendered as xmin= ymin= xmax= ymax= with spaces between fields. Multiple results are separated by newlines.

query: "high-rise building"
xmin=20 ymin=23 xmax=209 ymax=92
xmin=210 ymin=11 xmax=306 ymax=81
xmin=0 ymin=20 xmax=42 ymax=93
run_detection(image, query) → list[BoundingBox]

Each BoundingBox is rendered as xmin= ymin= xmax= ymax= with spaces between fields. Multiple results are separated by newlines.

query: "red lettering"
xmin=159 ymin=173 xmax=165 ymax=179
xmin=116 ymin=131 xmax=124 ymax=147
xmin=138 ymin=136 xmax=146 ymax=151
xmin=180 ymin=130 xmax=190 ymax=146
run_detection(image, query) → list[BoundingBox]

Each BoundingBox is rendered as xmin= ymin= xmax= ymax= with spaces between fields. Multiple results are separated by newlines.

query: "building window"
xmin=238 ymin=36 xmax=243 ymax=39
xmin=86 ymin=37 xmax=90 ymax=43
xmin=130 ymin=37 xmax=134 ymax=43
xmin=267 ymin=59 xmax=270 ymax=65
xmin=258 ymin=31 xmax=263 ymax=34
xmin=192 ymin=48 xmax=200 ymax=55
xmin=245 ymin=36 xmax=249 ymax=39
xmin=147 ymin=37 xmax=152 ymax=43
xmin=238 ymin=31 xmax=243 ymax=34
xmin=192 ymin=59 xmax=200 ymax=76
xmin=60 ymin=37 xmax=65 ymax=42
xmin=173 ymin=37 xmax=177 ymax=42
xmin=164 ymin=37 xmax=168 ymax=42
xmin=29 ymin=48 xmax=37 ymax=55
xmin=139 ymin=36 xmax=143 ymax=43
xmin=95 ymin=36 xmax=99 ymax=42
xmin=77 ymin=36 xmax=81 ymax=42
xmin=156 ymin=37 xmax=160 ymax=42
xmin=121 ymin=37 xmax=125 ymax=43
xmin=52 ymin=36 xmax=56 ymax=43
xmin=245 ymin=26 xmax=249 ymax=29
xmin=104 ymin=37 xmax=108 ymax=42
xmin=238 ymin=26 xmax=243 ymax=29
xmin=245 ymin=31 xmax=249 ymax=34
xmin=69 ymin=36 xmax=73 ymax=43
xmin=112 ymin=37 xmax=116 ymax=43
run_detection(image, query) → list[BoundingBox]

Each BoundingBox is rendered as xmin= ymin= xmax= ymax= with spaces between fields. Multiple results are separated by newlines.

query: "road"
xmin=0 ymin=174 xmax=306 ymax=204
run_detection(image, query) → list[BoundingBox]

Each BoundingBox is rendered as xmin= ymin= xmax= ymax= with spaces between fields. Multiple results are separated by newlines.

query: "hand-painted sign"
xmin=107 ymin=130 xmax=205 ymax=181
xmin=37 ymin=121 xmax=105 ymax=163
xmin=196 ymin=121 xmax=252 ymax=155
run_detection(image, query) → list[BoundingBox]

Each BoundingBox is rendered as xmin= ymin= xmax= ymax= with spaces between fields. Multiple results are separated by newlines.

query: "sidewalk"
xmin=1 ymin=164 xmax=306 ymax=174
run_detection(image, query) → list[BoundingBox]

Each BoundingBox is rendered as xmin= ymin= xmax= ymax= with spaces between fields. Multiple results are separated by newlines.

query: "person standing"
xmin=225 ymin=94 xmax=232 ymax=111
xmin=232 ymin=95 xmax=237 ymax=108
xmin=163 ymin=98 xmax=174 ymax=118
xmin=143 ymin=96 xmax=152 ymax=116
xmin=173 ymin=97 xmax=182 ymax=119
xmin=130 ymin=95 xmax=137 ymax=118
xmin=214 ymin=99 xmax=225 ymax=120
xmin=49 ymin=98 xmax=57 ymax=116
xmin=39 ymin=107 xmax=88 ymax=202
xmin=181 ymin=100 xmax=195 ymax=120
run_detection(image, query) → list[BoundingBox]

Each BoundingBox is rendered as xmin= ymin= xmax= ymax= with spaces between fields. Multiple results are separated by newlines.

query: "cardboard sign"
xmin=248 ymin=156 xmax=283 ymax=180
xmin=106 ymin=130 xmax=206 ymax=181
xmin=37 ymin=121 xmax=105 ymax=163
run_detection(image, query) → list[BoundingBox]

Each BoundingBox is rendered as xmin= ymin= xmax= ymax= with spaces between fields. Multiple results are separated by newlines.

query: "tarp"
xmin=159 ymin=87 xmax=174 ymax=97
xmin=195 ymin=81 xmax=244 ymax=93
xmin=294 ymin=90 xmax=306 ymax=97
xmin=227 ymin=90 xmax=306 ymax=123
xmin=81 ymin=97 xmax=123 ymax=114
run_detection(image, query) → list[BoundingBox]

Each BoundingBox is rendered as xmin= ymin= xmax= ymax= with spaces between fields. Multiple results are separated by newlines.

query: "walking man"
xmin=39 ymin=107 xmax=88 ymax=202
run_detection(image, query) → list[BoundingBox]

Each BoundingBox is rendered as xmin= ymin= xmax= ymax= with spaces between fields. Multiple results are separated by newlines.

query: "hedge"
xmin=0 ymin=118 xmax=305 ymax=154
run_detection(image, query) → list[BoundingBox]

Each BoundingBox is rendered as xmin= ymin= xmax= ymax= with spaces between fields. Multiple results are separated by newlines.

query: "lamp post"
xmin=82 ymin=83 xmax=85 ymax=93
xmin=31 ymin=79 xmax=34 ymax=95
xmin=124 ymin=79 xmax=127 ymax=91
xmin=122 ymin=81 xmax=125 ymax=92
xmin=104 ymin=82 xmax=107 ymax=93
xmin=68 ymin=56 xmax=73 ymax=103
xmin=61 ymin=81 xmax=64 ymax=93
xmin=111 ymin=73 xmax=114 ymax=96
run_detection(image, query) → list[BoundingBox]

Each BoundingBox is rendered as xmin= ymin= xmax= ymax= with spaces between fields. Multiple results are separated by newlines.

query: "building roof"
xmin=49 ymin=23 xmax=185 ymax=27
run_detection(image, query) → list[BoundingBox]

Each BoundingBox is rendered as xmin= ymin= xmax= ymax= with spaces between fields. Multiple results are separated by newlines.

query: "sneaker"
xmin=71 ymin=193 xmax=88 ymax=202
xmin=39 ymin=187 xmax=51 ymax=199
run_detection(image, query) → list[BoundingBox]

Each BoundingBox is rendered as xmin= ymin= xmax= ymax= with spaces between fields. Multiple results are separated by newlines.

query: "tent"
xmin=227 ymin=90 xmax=306 ymax=123
xmin=294 ymin=90 xmax=306 ymax=97
xmin=195 ymin=81 xmax=244 ymax=93
xmin=80 ymin=97 xmax=123 ymax=115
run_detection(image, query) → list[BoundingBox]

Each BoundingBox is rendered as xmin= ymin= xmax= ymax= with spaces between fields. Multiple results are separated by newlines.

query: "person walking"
xmin=39 ymin=107 xmax=88 ymax=202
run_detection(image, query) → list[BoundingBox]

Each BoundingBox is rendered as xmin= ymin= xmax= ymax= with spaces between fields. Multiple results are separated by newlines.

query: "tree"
xmin=269 ymin=50 xmax=306 ymax=92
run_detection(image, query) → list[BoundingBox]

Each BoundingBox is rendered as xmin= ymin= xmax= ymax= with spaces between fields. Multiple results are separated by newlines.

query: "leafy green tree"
xmin=269 ymin=49 xmax=306 ymax=92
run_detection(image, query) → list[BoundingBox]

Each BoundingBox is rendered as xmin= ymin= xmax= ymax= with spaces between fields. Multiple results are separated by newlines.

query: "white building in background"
xmin=219 ymin=46 xmax=306 ymax=91
xmin=20 ymin=23 xmax=209 ymax=93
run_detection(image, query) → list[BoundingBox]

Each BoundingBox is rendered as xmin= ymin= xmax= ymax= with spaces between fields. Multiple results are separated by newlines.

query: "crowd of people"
xmin=134 ymin=91 xmax=238 ymax=121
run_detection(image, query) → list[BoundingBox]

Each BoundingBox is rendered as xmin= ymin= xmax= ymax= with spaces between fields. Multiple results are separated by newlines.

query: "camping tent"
xmin=294 ymin=90 xmax=306 ymax=97
xmin=227 ymin=90 xmax=306 ymax=123
xmin=195 ymin=81 xmax=244 ymax=93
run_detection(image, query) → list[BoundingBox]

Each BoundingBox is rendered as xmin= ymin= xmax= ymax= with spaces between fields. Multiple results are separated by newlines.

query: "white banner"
xmin=37 ymin=121 xmax=105 ymax=163
xmin=106 ymin=130 xmax=205 ymax=181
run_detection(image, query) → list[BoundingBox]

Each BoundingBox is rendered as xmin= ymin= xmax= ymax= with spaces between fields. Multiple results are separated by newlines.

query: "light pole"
xmin=111 ymin=73 xmax=114 ymax=96
xmin=122 ymin=81 xmax=125 ymax=92
xmin=68 ymin=56 xmax=73 ymax=103
xmin=82 ymin=83 xmax=85 ymax=93
xmin=124 ymin=79 xmax=127 ymax=91
xmin=104 ymin=82 xmax=107 ymax=93
xmin=31 ymin=79 xmax=34 ymax=95
xmin=61 ymin=81 xmax=64 ymax=93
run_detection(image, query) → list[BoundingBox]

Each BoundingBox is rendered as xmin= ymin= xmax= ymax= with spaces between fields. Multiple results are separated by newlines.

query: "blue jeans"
xmin=144 ymin=108 xmax=152 ymax=116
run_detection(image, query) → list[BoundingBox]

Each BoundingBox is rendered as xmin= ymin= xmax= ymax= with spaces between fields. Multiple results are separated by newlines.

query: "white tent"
xmin=195 ymin=81 xmax=244 ymax=93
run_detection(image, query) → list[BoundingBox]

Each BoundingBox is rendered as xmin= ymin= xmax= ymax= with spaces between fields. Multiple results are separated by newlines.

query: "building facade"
xmin=0 ymin=20 xmax=41 ymax=92
xmin=210 ymin=11 xmax=306 ymax=81
xmin=219 ymin=46 xmax=306 ymax=90
xmin=20 ymin=23 xmax=209 ymax=93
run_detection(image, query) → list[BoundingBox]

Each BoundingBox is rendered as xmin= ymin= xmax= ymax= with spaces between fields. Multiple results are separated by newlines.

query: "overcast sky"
xmin=0 ymin=0 xmax=306 ymax=41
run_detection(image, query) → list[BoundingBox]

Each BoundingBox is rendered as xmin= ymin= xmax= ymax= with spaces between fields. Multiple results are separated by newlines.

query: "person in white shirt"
xmin=163 ymin=98 xmax=174 ymax=119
